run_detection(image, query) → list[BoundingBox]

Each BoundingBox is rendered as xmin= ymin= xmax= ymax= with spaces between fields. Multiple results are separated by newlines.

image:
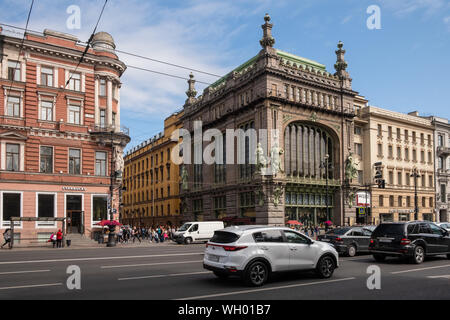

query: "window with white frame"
xmin=7 ymin=61 xmax=21 ymax=81
xmin=92 ymin=195 xmax=108 ymax=222
xmin=6 ymin=144 xmax=20 ymax=171
xmin=68 ymin=72 xmax=81 ymax=91
xmin=40 ymin=100 xmax=54 ymax=121
xmin=99 ymin=78 xmax=106 ymax=96
xmin=41 ymin=67 xmax=53 ymax=87
xmin=37 ymin=194 xmax=55 ymax=226
xmin=6 ymin=95 xmax=20 ymax=117
xmin=40 ymin=146 xmax=53 ymax=173
xmin=95 ymin=151 xmax=107 ymax=176
xmin=69 ymin=149 xmax=81 ymax=174
xmin=68 ymin=104 xmax=81 ymax=124
xmin=2 ymin=193 xmax=21 ymax=227
xmin=100 ymin=109 xmax=106 ymax=128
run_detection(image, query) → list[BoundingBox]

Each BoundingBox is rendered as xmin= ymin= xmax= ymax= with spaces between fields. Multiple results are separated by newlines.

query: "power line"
xmin=126 ymin=65 xmax=212 ymax=85
xmin=6 ymin=0 xmax=34 ymax=92
xmin=0 ymin=22 xmax=223 ymax=82
xmin=65 ymin=0 xmax=109 ymax=88
xmin=115 ymin=49 xmax=222 ymax=78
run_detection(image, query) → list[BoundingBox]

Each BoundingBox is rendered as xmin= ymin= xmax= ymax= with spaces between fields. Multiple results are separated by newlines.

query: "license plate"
xmin=321 ymin=238 xmax=330 ymax=242
xmin=208 ymin=254 xmax=220 ymax=262
xmin=378 ymin=238 xmax=392 ymax=243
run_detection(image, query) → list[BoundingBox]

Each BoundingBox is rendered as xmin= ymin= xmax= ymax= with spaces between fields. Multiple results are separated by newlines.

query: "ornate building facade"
xmin=122 ymin=111 xmax=183 ymax=227
xmin=0 ymin=27 xmax=129 ymax=243
xmin=180 ymin=15 xmax=359 ymax=227
xmin=356 ymin=107 xmax=436 ymax=223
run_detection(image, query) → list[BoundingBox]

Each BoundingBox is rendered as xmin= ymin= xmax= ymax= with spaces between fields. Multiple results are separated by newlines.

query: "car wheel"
xmin=373 ymin=254 xmax=386 ymax=262
xmin=315 ymin=255 xmax=335 ymax=279
xmin=244 ymin=261 xmax=269 ymax=287
xmin=411 ymin=245 xmax=425 ymax=264
xmin=213 ymin=271 xmax=229 ymax=279
xmin=347 ymin=245 xmax=357 ymax=257
xmin=184 ymin=237 xmax=192 ymax=245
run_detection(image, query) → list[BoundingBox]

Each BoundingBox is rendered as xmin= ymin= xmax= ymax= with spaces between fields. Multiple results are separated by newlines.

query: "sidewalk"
xmin=0 ymin=240 xmax=184 ymax=252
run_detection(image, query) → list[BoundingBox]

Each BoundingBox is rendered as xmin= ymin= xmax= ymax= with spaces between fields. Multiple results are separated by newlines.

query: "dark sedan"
xmin=318 ymin=226 xmax=374 ymax=257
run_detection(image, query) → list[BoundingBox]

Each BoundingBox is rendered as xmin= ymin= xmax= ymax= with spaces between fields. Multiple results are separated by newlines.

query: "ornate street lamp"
xmin=410 ymin=168 xmax=421 ymax=221
xmin=320 ymin=154 xmax=334 ymax=223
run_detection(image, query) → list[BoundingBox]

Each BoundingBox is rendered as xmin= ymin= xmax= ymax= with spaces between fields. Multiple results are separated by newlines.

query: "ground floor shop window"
xmin=380 ymin=213 xmax=393 ymax=222
xmin=93 ymin=196 xmax=108 ymax=222
xmin=422 ymin=213 xmax=433 ymax=221
xmin=2 ymin=193 xmax=21 ymax=227
xmin=37 ymin=194 xmax=55 ymax=226
xmin=399 ymin=213 xmax=410 ymax=222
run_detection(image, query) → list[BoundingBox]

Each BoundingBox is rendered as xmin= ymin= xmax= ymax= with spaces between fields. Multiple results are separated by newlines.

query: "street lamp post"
xmin=410 ymin=168 xmax=421 ymax=221
xmin=320 ymin=154 xmax=332 ymax=223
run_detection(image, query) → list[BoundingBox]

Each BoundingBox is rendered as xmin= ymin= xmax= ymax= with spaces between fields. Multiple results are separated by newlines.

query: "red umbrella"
xmin=95 ymin=220 xmax=122 ymax=226
xmin=287 ymin=220 xmax=302 ymax=225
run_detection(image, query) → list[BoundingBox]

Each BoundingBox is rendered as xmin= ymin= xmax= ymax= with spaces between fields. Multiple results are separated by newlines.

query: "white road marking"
xmin=175 ymin=277 xmax=357 ymax=300
xmin=0 ymin=270 xmax=50 ymax=275
xmin=427 ymin=275 xmax=450 ymax=279
xmin=0 ymin=252 xmax=204 ymax=265
xmin=391 ymin=264 xmax=450 ymax=274
xmin=0 ymin=283 xmax=62 ymax=291
xmin=118 ymin=271 xmax=210 ymax=281
xmin=101 ymin=260 xmax=203 ymax=269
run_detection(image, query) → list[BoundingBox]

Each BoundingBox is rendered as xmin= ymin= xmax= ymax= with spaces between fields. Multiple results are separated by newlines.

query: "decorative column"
xmin=106 ymin=78 xmax=113 ymax=128
xmin=94 ymin=76 xmax=99 ymax=125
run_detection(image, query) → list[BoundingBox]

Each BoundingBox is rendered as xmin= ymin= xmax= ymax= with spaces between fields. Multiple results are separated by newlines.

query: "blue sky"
xmin=1 ymin=0 xmax=449 ymax=151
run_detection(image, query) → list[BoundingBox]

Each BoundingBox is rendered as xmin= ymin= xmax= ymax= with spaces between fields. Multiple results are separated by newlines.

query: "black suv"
xmin=369 ymin=221 xmax=450 ymax=264
xmin=318 ymin=226 xmax=374 ymax=257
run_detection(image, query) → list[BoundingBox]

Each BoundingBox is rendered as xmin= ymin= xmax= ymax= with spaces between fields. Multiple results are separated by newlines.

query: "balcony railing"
xmin=89 ymin=124 xmax=129 ymax=136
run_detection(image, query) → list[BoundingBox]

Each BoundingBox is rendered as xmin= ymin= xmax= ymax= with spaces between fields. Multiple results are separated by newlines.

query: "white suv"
xmin=203 ymin=225 xmax=339 ymax=286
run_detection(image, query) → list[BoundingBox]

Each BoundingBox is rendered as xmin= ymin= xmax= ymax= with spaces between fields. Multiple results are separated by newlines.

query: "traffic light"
xmin=374 ymin=162 xmax=385 ymax=188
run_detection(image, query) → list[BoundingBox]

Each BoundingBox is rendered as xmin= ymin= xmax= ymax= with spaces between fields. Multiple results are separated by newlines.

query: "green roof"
xmin=276 ymin=50 xmax=326 ymax=71
xmin=208 ymin=49 xmax=327 ymax=90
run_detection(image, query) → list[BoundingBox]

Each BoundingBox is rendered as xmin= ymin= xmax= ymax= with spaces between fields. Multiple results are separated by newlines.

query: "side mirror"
xmin=308 ymin=239 xmax=315 ymax=245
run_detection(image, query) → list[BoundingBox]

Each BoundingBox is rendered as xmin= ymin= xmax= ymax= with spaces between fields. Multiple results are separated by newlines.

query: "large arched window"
xmin=284 ymin=123 xmax=334 ymax=179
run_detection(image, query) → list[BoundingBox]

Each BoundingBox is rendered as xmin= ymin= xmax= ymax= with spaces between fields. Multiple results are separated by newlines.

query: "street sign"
xmin=356 ymin=192 xmax=371 ymax=207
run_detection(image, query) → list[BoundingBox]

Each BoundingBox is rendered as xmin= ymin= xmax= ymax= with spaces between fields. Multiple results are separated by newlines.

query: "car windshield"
xmin=178 ymin=223 xmax=192 ymax=232
xmin=372 ymin=224 xmax=405 ymax=237
xmin=326 ymin=228 xmax=351 ymax=235
xmin=210 ymin=231 xmax=240 ymax=244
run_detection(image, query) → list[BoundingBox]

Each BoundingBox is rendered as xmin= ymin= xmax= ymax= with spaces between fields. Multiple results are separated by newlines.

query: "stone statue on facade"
xmin=270 ymin=140 xmax=284 ymax=176
xmin=255 ymin=142 xmax=267 ymax=174
xmin=114 ymin=146 xmax=124 ymax=179
xmin=181 ymin=166 xmax=188 ymax=190
xmin=345 ymin=153 xmax=358 ymax=181
xmin=273 ymin=187 xmax=283 ymax=207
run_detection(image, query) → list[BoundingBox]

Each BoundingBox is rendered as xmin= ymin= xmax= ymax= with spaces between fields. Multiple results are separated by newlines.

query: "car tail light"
xmin=335 ymin=237 xmax=343 ymax=243
xmin=370 ymin=239 xmax=374 ymax=244
xmin=223 ymin=246 xmax=247 ymax=251
xmin=400 ymin=238 xmax=411 ymax=245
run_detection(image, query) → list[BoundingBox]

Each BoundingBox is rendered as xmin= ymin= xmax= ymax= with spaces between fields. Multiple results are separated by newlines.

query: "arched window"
xmin=284 ymin=123 xmax=334 ymax=179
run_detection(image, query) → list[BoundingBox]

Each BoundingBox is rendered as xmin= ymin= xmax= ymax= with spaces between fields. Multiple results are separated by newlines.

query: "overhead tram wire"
xmin=65 ymin=0 xmax=109 ymax=88
xmin=7 ymin=0 xmax=35 ymax=92
xmin=126 ymin=65 xmax=212 ymax=85
xmin=0 ymin=22 xmax=223 ymax=83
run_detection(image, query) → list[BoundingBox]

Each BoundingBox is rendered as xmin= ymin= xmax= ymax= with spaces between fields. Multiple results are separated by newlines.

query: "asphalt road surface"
xmin=0 ymin=243 xmax=448 ymax=300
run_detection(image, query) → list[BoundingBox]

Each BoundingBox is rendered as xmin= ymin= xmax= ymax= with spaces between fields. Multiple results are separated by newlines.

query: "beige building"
xmin=355 ymin=106 xmax=436 ymax=223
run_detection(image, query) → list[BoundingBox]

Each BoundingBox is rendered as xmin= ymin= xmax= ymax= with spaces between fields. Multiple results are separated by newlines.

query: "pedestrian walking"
xmin=1 ymin=229 xmax=11 ymax=249
xmin=49 ymin=233 xmax=57 ymax=248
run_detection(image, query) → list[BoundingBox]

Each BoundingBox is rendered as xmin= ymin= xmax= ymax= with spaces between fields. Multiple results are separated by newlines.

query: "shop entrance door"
xmin=66 ymin=195 xmax=83 ymax=234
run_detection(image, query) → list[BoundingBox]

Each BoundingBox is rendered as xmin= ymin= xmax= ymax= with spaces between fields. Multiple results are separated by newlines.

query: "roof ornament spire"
xmin=260 ymin=13 xmax=275 ymax=50
xmin=334 ymin=41 xmax=352 ymax=89
xmin=185 ymin=72 xmax=197 ymax=105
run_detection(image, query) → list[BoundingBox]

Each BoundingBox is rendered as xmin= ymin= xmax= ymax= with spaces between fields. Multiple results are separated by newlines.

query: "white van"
xmin=174 ymin=221 xmax=224 ymax=244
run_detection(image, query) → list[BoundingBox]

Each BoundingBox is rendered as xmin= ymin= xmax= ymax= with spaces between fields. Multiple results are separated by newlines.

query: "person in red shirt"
xmin=56 ymin=229 xmax=63 ymax=248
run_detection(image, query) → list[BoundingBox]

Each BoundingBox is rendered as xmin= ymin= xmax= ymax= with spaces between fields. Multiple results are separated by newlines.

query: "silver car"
xmin=203 ymin=225 xmax=339 ymax=286
xmin=437 ymin=222 xmax=450 ymax=232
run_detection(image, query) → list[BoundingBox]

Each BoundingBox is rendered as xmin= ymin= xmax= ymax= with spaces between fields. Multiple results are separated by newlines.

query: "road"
xmin=0 ymin=243 xmax=448 ymax=300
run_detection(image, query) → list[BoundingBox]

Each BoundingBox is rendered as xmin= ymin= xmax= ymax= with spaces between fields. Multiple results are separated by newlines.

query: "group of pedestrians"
xmin=48 ymin=229 xmax=63 ymax=248
xmin=116 ymin=225 xmax=178 ymax=244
